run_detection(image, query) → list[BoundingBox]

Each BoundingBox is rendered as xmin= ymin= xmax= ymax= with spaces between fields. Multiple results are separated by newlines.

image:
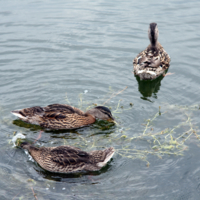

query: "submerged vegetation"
xmin=2 ymin=86 xmax=199 ymax=168
xmin=62 ymin=87 xmax=200 ymax=166
xmin=0 ymin=86 xmax=199 ymax=199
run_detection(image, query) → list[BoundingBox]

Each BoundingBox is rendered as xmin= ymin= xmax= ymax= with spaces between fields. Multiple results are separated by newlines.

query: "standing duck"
xmin=133 ymin=23 xmax=170 ymax=80
xmin=11 ymin=104 xmax=114 ymax=129
xmin=20 ymin=142 xmax=115 ymax=173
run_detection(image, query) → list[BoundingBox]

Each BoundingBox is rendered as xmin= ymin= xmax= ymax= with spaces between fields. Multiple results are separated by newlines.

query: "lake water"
xmin=0 ymin=0 xmax=200 ymax=199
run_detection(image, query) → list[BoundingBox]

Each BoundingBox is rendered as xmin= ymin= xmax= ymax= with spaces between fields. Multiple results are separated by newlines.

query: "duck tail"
xmin=11 ymin=110 xmax=27 ymax=120
xmin=91 ymin=147 xmax=115 ymax=168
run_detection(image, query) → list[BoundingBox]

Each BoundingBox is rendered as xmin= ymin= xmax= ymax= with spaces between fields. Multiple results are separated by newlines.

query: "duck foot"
xmin=33 ymin=130 xmax=43 ymax=143
xmin=163 ymin=72 xmax=174 ymax=77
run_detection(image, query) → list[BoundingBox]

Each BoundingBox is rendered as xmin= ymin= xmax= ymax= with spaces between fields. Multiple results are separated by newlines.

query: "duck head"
xmin=20 ymin=142 xmax=32 ymax=150
xmin=85 ymin=106 xmax=114 ymax=121
xmin=148 ymin=22 xmax=159 ymax=46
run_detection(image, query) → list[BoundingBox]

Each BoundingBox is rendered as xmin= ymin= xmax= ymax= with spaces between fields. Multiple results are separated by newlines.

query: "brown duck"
xmin=133 ymin=22 xmax=171 ymax=80
xmin=11 ymin=104 xmax=114 ymax=129
xmin=20 ymin=142 xmax=115 ymax=173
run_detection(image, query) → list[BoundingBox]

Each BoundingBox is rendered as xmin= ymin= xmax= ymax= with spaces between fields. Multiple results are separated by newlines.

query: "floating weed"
xmin=63 ymin=90 xmax=200 ymax=166
xmin=27 ymin=178 xmax=36 ymax=185
xmin=65 ymin=92 xmax=71 ymax=105
xmin=3 ymin=87 xmax=199 ymax=168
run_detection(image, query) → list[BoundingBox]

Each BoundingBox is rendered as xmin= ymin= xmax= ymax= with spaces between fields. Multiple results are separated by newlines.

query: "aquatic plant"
xmin=4 ymin=86 xmax=200 ymax=167
xmin=64 ymin=88 xmax=200 ymax=166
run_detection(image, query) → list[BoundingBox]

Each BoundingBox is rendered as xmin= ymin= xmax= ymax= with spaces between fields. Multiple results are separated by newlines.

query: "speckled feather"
xmin=133 ymin=43 xmax=170 ymax=69
xmin=21 ymin=143 xmax=115 ymax=173
xmin=133 ymin=23 xmax=170 ymax=80
xmin=12 ymin=104 xmax=114 ymax=129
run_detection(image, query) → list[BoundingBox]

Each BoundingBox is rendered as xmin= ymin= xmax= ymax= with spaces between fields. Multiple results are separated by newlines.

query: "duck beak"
xmin=108 ymin=118 xmax=119 ymax=125
xmin=107 ymin=117 xmax=115 ymax=123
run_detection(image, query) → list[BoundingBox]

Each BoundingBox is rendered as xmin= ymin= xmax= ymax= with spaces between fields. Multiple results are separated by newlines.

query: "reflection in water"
xmin=135 ymin=74 xmax=165 ymax=101
xmin=13 ymin=119 xmax=115 ymax=136
xmin=13 ymin=119 xmax=42 ymax=131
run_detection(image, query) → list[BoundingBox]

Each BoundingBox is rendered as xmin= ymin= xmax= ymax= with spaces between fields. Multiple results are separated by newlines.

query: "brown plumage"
xmin=11 ymin=104 xmax=114 ymax=130
xmin=133 ymin=23 xmax=171 ymax=80
xmin=20 ymin=142 xmax=115 ymax=173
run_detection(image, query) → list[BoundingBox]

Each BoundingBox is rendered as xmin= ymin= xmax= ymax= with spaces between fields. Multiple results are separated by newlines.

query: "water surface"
xmin=0 ymin=0 xmax=200 ymax=199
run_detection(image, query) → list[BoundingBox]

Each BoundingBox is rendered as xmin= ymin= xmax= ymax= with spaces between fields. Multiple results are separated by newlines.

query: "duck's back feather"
xmin=11 ymin=104 xmax=95 ymax=129
xmin=34 ymin=146 xmax=91 ymax=172
xmin=133 ymin=43 xmax=170 ymax=80
xmin=24 ymin=144 xmax=115 ymax=173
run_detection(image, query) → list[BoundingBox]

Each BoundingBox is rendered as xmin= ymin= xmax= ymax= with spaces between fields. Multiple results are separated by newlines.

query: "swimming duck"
xmin=11 ymin=104 xmax=114 ymax=129
xmin=20 ymin=142 xmax=115 ymax=173
xmin=133 ymin=23 xmax=170 ymax=80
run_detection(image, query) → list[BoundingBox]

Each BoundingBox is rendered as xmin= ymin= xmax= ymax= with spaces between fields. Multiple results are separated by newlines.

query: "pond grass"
xmin=2 ymin=86 xmax=200 ymax=167
xmin=0 ymin=86 xmax=200 ymax=200
xmin=63 ymin=87 xmax=200 ymax=166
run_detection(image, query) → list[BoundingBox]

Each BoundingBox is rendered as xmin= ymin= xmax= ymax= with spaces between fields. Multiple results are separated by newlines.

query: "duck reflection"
xmin=13 ymin=119 xmax=41 ymax=131
xmin=12 ymin=119 xmax=115 ymax=135
xmin=135 ymin=74 xmax=165 ymax=101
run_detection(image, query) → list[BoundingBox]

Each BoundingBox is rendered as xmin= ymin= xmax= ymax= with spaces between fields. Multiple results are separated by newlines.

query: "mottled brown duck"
xmin=20 ymin=142 xmax=115 ymax=173
xmin=133 ymin=23 xmax=170 ymax=80
xmin=11 ymin=104 xmax=114 ymax=129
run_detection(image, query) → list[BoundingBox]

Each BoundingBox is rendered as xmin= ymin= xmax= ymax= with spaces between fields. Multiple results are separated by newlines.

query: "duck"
xmin=11 ymin=104 xmax=114 ymax=130
xmin=133 ymin=23 xmax=170 ymax=80
xmin=20 ymin=142 xmax=115 ymax=173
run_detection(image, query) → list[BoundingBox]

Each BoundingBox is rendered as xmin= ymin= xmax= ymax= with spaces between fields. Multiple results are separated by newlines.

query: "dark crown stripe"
xmin=95 ymin=106 xmax=112 ymax=115
xmin=95 ymin=106 xmax=113 ymax=119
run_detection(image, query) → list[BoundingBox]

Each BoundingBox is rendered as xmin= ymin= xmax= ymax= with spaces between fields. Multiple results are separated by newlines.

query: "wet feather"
xmin=11 ymin=104 xmax=114 ymax=129
xmin=133 ymin=23 xmax=170 ymax=80
xmin=20 ymin=142 xmax=115 ymax=173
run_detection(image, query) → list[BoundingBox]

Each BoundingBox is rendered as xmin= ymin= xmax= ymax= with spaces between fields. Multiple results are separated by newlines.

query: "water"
xmin=0 ymin=0 xmax=200 ymax=199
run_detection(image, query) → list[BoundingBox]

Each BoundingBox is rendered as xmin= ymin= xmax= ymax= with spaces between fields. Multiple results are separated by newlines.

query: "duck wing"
xmin=133 ymin=43 xmax=170 ymax=80
xmin=12 ymin=104 xmax=91 ymax=129
xmin=134 ymin=47 xmax=160 ymax=68
xmin=159 ymin=48 xmax=171 ymax=69
xmin=44 ymin=104 xmax=75 ymax=113
xmin=41 ymin=104 xmax=91 ymax=129
xmin=44 ymin=104 xmax=85 ymax=115
xmin=22 ymin=143 xmax=114 ymax=173
xmin=134 ymin=43 xmax=170 ymax=70
xmin=42 ymin=104 xmax=76 ymax=124
xmin=148 ymin=56 xmax=161 ymax=68
xmin=41 ymin=146 xmax=92 ymax=173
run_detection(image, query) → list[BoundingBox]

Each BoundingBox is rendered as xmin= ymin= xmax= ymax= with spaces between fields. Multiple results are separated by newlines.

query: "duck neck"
xmin=85 ymin=109 xmax=97 ymax=118
xmin=150 ymin=43 xmax=158 ymax=53
xmin=84 ymin=109 xmax=98 ymax=124
xmin=84 ymin=113 xmax=96 ymax=125
xmin=151 ymin=36 xmax=157 ymax=47
xmin=150 ymin=25 xmax=157 ymax=47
